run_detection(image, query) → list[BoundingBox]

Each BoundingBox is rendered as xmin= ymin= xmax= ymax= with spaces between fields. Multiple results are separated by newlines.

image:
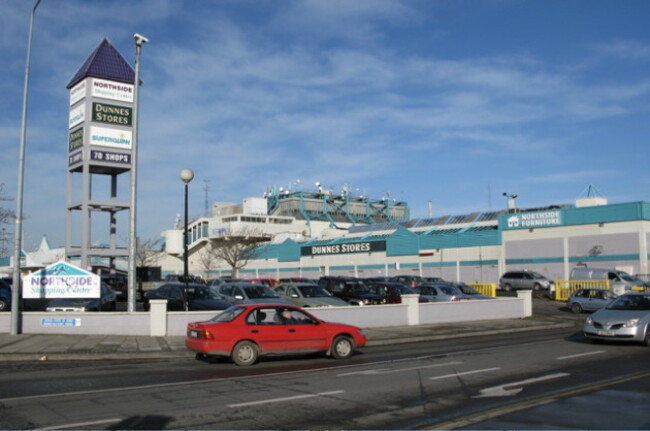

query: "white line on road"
xmin=429 ymin=367 xmax=501 ymax=381
xmin=473 ymin=372 xmax=570 ymax=398
xmin=39 ymin=418 xmax=122 ymax=430
xmin=337 ymin=361 xmax=464 ymax=376
xmin=557 ymin=350 xmax=605 ymax=360
xmin=228 ymin=390 xmax=345 ymax=408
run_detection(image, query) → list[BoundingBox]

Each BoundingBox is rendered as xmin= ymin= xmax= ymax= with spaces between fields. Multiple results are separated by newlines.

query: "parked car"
xmin=318 ymin=276 xmax=384 ymax=305
xmin=414 ymin=283 xmax=471 ymax=302
xmin=46 ymin=283 xmax=117 ymax=312
xmin=143 ymin=283 xmax=232 ymax=311
xmin=583 ymin=292 xmax=650 ymax=346
xmin=567 ymin=288 xmax=617 ymax=313
xmin=570 ymin=267 xmax=649 ymax=292
xmin=499 ymin=270 xmax=554 ymax=292
xmin=101 ymin=273 xmax=128 ymax=301
xmin=246 ymin=278 xmax=279 ymax=288
xmin=279 ymin=277 xmax=319 ymax=284
xmin=164 ymin=274 xmax=205 ymax=284
xmin=422 ymin=277 xmax=445 ymax=283
xmin=388 ymin=275 xmax=425 ymax=287
xmin=185 ymin=304 xmax=367 ymax=365
xmin=0 ymin=278 xmax=11 ymax=311
xmin=217 ymin=282 xmax=292 ymax=305
xmin=455 ymin=283 xmax=493 ymax=299
xmin=274 ymin=283 xmax=349 ymax=307
xmin=365 ymin=281 xmax=428 ymax=303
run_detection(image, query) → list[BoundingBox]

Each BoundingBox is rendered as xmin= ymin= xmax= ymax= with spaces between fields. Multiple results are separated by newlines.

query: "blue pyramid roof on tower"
xmin=66 ymin=38 xmax=137 ymax=89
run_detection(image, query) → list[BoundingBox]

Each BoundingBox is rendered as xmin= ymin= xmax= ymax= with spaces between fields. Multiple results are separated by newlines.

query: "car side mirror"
xmin=291 ymin=293 xmax=299 ymax=298
xmin=235 ymin=295 xmax=244 ymax=300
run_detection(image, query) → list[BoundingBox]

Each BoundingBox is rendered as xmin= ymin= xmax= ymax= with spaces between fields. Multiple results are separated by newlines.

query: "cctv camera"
xmin=134 ymin=33 xmax=149 ymax=44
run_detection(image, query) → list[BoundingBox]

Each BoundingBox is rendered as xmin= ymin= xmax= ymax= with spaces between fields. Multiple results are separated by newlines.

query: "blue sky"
xmin=1 ymin=0 xmax=649 ymax=251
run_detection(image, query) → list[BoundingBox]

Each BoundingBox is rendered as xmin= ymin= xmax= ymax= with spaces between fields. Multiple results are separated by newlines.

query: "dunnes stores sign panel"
xmin=301 ymin=241 xmax=387 ymax=256
xmin=68 ymin=127 xmax=83 ymax=152
xmin=92 ymin=102 xmax=132 ymax=126
xmin=504 ymin=210 xmax=563 ymax=230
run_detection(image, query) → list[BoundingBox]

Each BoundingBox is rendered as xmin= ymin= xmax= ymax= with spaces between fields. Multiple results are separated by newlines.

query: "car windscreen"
xmin=530 ymin=272 xmax=546 ymax=279
xmin=190 ymin=286 xmax=223 ymax=300
xmin=298 ymin=285 xmax=332 ymax=298
xmin=345 ymin=281 xmax=370 ymax=292
xmin=458 ymin=284 xmax=480 ymax=294
xmin=397 ymin=285 xmax=416 ymax=294
xmin=606 ymin=295 xmax=650 ymax=310
xmin=244 ymin=285 xmax=280 ymax=299
xmin=209 ymin=306 xmax=246 ymax=322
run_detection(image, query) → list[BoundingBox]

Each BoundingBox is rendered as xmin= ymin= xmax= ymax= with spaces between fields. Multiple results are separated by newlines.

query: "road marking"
xmin=41 ymin=418 xmax=122 ymax=430
xmin=338 ymin=361 xmax=463 ymax=376
xmin=557 ymin=350 xmax=605 ymax=360
xmin=429 ymin=367 xmax=501 ymax=381
xmin=227 ymin=390 xmax=344 ymax=408
xmin=473 ymin=372 xmax=570 ymax=398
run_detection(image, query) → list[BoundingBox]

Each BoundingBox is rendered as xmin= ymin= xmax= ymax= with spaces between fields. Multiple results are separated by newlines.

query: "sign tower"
xmin=65 ymin=38 xmax=137 ymax=270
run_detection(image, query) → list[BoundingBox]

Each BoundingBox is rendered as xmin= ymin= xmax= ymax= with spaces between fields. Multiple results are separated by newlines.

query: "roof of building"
xmin=66 ymin=38 xmax=136 ymax=89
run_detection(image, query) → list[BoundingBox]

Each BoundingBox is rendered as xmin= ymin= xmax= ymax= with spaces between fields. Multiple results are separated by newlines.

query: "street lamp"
xmin=180 ymin=168 xmax=194 ymax=296
xmin=11 ymin=0 xmax=42 ymax=335
xmin=502 ymin=192 xmax=518 ymax=213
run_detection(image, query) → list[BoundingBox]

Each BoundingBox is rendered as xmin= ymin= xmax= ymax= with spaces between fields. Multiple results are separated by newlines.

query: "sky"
xmin=1 ymin=0 xmax=649 ymax=251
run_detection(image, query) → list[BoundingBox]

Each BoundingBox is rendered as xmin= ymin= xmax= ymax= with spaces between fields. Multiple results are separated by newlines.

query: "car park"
xmin=388 ymin=275 xmax=426 ymax=287
xmin=274 ymin=282 xmax=349 ymax=307
xmin=100 ymin=273 xmax=128 ymax=301
xmin=217 ymin=282 xmax=292 ymax=305
xmin=413 ymin=283 xmax=471 ymax=302
xmin=46 ymin=283 xmax=117 ymax=312
xmin=164 ymin=274 xmax=206 ymax=284
xmin=318 ymin=276 xmax=384 ymax=305
xmin=566 ymin=288 xmax=617 ymax=313
xmin=365 ymin=281 xmax=428 ymax=303
xmin=583 ymin=292 xmax=650 ymax=346
xmin=499 ymin=270 xmax=554 ymax=292
xmin=143 ymin=283 xmax=232 ymax=311
xmin=185 ymin=304 xmax=366 ymax=365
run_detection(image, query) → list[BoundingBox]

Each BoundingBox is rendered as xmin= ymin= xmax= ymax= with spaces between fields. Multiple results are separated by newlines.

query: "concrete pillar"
xmin=517 ymin=290 xmax=533 ymax=317
xmin=149 ymin=299 xmax=168 ymax=336
xmin=402 ymin=294 xmax=420 ymax=326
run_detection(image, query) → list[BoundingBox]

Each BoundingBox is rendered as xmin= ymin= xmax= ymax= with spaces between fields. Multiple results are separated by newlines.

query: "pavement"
xmin=0 ymin=313 xmax=583 ymax=363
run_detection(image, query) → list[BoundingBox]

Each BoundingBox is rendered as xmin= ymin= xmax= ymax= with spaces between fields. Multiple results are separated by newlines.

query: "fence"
xmin=553 ymin=280 xmax=610 ymax=301
xmin=468 ymin=283 xmax=497 ymax=297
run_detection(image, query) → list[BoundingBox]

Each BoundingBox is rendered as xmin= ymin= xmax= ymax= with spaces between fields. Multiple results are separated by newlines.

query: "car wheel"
xmin=330 ymin=336 xmax=354 ymax=359
xmin=232 ymin=341 xmax=259 ymax=366
xmin=643 ymin=328 xmax=650 ymax=347
xmin=533 ymin=283 xmax=542 ymax=291
xmin=0 ymin=299 xmax=7 ymax=312
xmin=570 ymin=303 xmax=583 ymax=314
xmin=503 ymin=284 xmax=513 ymax=292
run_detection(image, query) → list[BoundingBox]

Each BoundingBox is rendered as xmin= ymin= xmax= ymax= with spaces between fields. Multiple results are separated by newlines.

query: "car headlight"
xmin=585 ymin=317 xmax=593 ymax=325
xmin=362 ymin=298 xmax=370 ymax=304
xmin=623 ymin=318 xmax=640 ymax=328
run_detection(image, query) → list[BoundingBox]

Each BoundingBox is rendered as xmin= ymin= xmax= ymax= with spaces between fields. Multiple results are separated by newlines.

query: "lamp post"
xmin=180 ymin=168 xmax=194 ymax=296
xmin=127 ymin=33 xmax=148 ymax=313
xmin=502 ymin=192 xmax=518 ymax=213
xmin=11 ymin=0 xmax=42 ymax=335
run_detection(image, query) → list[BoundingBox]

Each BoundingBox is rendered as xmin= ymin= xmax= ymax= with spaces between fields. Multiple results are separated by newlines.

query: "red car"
xmin=185 ymin=304 xmax=366 ymax=366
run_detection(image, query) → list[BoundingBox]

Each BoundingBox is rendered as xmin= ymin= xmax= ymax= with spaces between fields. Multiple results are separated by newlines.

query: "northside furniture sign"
xmin=301 ymin=241 xmax=387 ymax=256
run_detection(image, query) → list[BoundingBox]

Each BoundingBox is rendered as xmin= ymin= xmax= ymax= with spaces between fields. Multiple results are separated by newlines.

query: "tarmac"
xmin=0 ymin=313 xmax=583 ymax=363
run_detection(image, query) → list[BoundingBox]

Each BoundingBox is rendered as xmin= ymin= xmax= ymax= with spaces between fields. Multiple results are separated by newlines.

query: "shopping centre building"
xmin=159 ymin=189 xmax=650 ymax=284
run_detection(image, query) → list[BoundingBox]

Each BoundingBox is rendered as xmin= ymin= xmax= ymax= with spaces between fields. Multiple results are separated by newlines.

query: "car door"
xmin=167 ymin=286 xmax=186 ymax=311
xmin=243 ymin=308 xmax=289 ymax=354
xmin=587 ymin=289 xmax=611 ymax=311
xmin=276 ymin=307 xmax=327 ymax=353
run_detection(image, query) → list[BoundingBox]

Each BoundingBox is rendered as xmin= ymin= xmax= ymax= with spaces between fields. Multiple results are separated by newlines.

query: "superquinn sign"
xmin=92 ymin=102 xmax=132 ymax=126
xmin=301 ymin=241 xmax=387 ymax=256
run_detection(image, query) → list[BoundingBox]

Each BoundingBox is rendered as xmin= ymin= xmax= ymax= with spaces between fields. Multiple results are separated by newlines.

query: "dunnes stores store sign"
xmin=68 ymin=127 xmax=83 ymax=152
xmin=301 ymin=241 xmax=387 ymax=256
xmin=505 ymin=210 xmax=563 ymax=230
xmin=92 ymin=102 xmax=132 ymax=126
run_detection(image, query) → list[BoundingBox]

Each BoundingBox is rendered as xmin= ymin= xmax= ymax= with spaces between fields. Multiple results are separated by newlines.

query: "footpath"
xmin=0 ymin=314 xmax=583 ymax=363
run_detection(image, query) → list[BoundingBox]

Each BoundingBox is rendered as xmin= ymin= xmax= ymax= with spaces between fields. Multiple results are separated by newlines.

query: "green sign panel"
xmin=92 ymin=102 xmax=132 ymax=126
xmin=68 ymin=126 xmax=83 ymax=152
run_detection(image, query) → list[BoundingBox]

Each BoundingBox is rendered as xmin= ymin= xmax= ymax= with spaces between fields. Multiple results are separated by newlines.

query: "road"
xmin=0 ymin=310 xmax=648 ymax=430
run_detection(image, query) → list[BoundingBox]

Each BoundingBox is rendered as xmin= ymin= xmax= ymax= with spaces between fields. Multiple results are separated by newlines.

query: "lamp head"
xmin=180 ymin=168 xmax=194 ymax=184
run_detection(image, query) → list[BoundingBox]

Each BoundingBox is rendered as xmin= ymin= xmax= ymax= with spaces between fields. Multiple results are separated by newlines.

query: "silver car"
xmin=567 ymin=288 xmax=617 ymax=313
xmin=583 ymin=292 xmax=650 ymax=346
xmin=218 ymin=282 xmax=292 ymax=305
xmin=274 ymin=283 xmax=349 ymax=307
xmin=414 ymin=283 xmax=471 ymax=302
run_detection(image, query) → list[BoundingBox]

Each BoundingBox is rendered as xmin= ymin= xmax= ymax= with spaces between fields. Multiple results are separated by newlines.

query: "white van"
xmin=569 ymin=267 xmax=648 ymax=294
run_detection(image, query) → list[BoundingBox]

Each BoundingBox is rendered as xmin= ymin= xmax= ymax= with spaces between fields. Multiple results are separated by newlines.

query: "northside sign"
xmin=22 ymin=261 xmax=100 ymax=299
xmin=301 ymin=241 xmax=387 ymax=256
